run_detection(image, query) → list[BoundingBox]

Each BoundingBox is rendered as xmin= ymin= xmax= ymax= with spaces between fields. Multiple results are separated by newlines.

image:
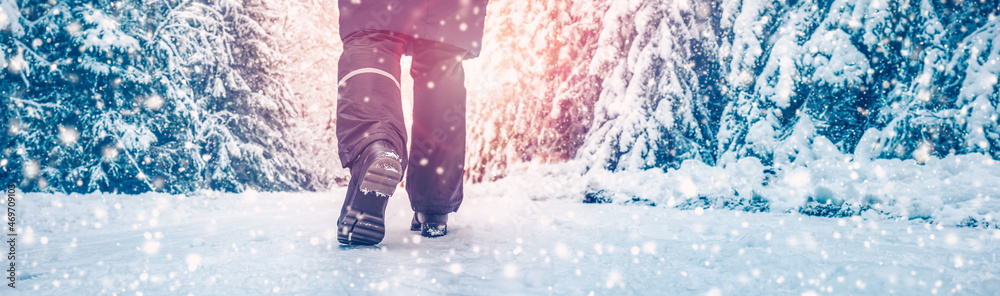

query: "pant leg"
xmin=406 ymin=40 xmax=468 ymax=215
xmin=336 ymin=31 xmax=409 ymax=169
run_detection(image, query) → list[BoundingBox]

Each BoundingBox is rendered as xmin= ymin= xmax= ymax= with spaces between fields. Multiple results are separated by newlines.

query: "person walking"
xmin=335 ymin=0 xmax=488 ymax=245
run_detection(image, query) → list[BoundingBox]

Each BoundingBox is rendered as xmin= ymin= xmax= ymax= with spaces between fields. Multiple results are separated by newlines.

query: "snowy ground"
xmin=9 ymin=172 xmax=1000 ymax=295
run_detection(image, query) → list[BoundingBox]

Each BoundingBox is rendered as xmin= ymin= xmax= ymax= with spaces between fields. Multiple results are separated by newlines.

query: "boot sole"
xmin=338 ymin=157 xmax=403 ymax=245
xmin=410 ymin=213 xmax=449 ymax=237
xmin=421 ymin=223 xmax=448 ymax=237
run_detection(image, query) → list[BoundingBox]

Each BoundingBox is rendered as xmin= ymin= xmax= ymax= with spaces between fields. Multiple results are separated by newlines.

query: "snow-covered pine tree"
xmin=194 ymin=0 xmax=315 ymax=191
xmin=733 ymin=0 xmax=883 ymax=167
xmin=271 ymin=0 xmax=348 ymax=186
xmin=714 ymin=0 xmax=814 ymax=167
xmin=580 ymin=0 xmax=723 ymax=171
xmin=863 ymin=0 xmax=1000 ymax=162
xmin=2 ymin=0 xmax=168 ymax=192
xmin=465 ymin=0 xmax=608 ymax=181
xmin=1 ymin=0 xmax=320 ymax=193
xmin=949 ymin=13 xmax=1000 ymax=158
xmin=578 ymin=0 xmax=999 ymax=175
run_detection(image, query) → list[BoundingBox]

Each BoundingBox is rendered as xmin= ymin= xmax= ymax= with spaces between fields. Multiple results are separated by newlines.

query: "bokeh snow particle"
xmin=58 ymin=126 xmax=79 ymax=145
xmin=503 ymin=264 xmax=517 ymax=278
xmin=448 ymin=263 xmax=462 ymax=274
xmin=186 ymin=254 xmax=202 ymax=272
xmin=144 ymin=95 xmax=164 ymax=110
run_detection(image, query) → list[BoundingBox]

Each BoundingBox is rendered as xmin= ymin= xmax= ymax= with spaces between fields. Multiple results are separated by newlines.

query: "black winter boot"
xmin=337 ymin=141 xmax=403 ymax=245
xmin=410 ymin=212 xmax=448 ymax=237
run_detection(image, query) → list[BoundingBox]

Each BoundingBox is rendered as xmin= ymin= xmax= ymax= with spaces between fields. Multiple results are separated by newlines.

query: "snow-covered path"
xmin=11 ymin=184 xmax=1000 ymax=295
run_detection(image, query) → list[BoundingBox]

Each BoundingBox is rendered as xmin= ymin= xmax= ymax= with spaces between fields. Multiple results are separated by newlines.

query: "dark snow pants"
xmin=337 ymin=31 xmax=466 ymax=215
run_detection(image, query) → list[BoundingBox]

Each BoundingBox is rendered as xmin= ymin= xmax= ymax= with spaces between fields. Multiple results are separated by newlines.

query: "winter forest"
xmin=2 ymin=0 xmax=1000 ymax=294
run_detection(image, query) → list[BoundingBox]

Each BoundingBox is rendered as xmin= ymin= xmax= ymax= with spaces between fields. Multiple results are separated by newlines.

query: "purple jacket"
xmin=339 ymin=0 xmax=489 ymax=57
